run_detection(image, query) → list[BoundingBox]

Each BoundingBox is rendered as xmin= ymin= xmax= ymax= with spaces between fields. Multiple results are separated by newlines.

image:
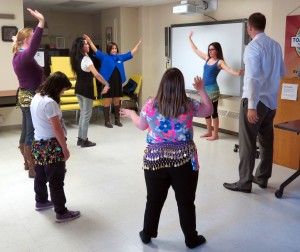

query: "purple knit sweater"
xmin=12 ymin=26 xmax=44 ymax=90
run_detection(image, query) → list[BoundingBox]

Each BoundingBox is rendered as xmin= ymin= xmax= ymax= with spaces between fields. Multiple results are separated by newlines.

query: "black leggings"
xmin=205 ymin=100 xmax=218 ymax=119
xmin=142 ymin=161 xmax=199 ymax=241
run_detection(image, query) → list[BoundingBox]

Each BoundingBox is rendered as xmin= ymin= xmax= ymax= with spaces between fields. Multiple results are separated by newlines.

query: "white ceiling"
xmin=23 ymin=0 xmax=179 ymax=13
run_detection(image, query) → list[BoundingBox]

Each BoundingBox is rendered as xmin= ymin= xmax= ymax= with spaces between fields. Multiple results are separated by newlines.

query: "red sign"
xmin=284 ymin=15 xmax=300 ymax=77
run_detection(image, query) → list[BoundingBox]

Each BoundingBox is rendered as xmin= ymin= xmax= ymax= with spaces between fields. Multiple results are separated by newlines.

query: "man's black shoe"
xmin=252 ymin=177 xmax=267 ymax=188
xmin=186 ymin=235 xmax=206 ymax=249
xmin=139 ymin=231 xmax=151 ymax=244
xmin=223 ymin=182 xmax=251 ymax=193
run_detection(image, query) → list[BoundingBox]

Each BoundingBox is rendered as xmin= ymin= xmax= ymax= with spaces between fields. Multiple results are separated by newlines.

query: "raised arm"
xmin=219 ymin=60 xmax=244 ymax=77
xmin=193 ymin=76 xmax=213 ymax=117
xmin=131 ymin=38 xmax=142 ymax=55
xmin=23 ymin=9 xmax=44 ymax=59
xmin=83 ymin=34 xmax=97 ymax=53
xmin=27 ymin=8 xmax=44 ymax=28
xmin=188 ymin=32 xmax=208 ymax=61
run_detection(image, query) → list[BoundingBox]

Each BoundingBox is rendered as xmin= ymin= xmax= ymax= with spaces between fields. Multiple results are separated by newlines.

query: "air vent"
xmin=218 ymin=109 xmax=227 ymax=117
xmin=217 ymin=109 xmax=239 ymax=119
xmin=58 ymin=1 xmax=96 ymax=8
xmin=227 ymin=111 xmax=239 ymax=119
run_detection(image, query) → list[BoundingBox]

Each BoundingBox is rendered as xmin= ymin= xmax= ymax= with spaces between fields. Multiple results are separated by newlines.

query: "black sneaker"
xmin=35 ymin=200 xmax=54 ymax=211
xmin=81 ymin=139 xmax=96 ymax=148
xmin=56 ymin=210 xmax=81 ymax=223
xmin=77 ymin=137 xmax=83 ymax=146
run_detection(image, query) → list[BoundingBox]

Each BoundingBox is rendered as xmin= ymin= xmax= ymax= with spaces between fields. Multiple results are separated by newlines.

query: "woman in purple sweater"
xmin=12 ymin=8 xmax=45 ymax=178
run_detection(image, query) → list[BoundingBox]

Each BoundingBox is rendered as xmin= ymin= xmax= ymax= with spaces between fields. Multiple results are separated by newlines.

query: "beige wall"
xmin=0 ymin=0 xmax=23 ymax=92
xmin=101 ymin=8 xmax=120 ymax=51
xmin=23 ymin=10 xmax=98 ymax=49
xmin=1 ymin=0 xmax=300 ymax=128
xmin=120 ymin=7 xmax=141 ymax=78
xmin=0 ymin=0 xmax=23 ymax=128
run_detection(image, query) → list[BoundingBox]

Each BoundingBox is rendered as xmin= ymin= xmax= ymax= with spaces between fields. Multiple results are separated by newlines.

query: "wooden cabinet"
xmin=273 ymin=77 xmax=300 ymax=170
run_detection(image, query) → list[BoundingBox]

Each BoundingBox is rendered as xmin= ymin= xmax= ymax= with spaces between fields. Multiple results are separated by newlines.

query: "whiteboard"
xmin=171 ymin=19 xmax=247 ymax=96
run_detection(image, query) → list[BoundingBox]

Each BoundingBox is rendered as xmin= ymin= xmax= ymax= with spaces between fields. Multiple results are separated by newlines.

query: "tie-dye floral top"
xmin=140 ymin=97 xmax=203 ymax=171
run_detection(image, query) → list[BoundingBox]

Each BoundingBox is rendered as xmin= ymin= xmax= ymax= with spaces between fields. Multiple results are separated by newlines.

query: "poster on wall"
xmin=106 ymin=27 xmax=112 ymax=45
xmin=284 ymin=15 xmax=300 ymax=77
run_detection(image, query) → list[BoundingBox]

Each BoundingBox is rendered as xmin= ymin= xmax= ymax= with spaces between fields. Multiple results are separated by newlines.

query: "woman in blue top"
xmin=189 ymin=32 xmax=243 ymax=140
xmin=84 ymin=34 xmax=142 ymax=128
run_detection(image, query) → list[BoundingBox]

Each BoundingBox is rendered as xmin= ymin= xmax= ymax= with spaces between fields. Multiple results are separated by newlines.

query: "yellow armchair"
xmin=50 ymin=56 xmax=76 ymax=80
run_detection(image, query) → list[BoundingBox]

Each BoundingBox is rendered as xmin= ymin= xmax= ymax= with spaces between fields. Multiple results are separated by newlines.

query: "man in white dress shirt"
xmin=223 ymin=12 xmax=286 ymax=193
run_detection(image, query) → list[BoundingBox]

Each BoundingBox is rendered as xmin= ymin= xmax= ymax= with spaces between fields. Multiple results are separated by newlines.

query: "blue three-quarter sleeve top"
xmin=94 ymin=50 xmax=133 ymax=84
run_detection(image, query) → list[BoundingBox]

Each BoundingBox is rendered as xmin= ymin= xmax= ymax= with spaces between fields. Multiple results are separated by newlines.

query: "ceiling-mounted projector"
xmin=173 ymin=0 xmax=218 ymax=15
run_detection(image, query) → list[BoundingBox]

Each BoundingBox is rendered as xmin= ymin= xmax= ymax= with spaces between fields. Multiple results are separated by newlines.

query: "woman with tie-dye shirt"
xmin=120 ymin=67 xmax=212 ymax=249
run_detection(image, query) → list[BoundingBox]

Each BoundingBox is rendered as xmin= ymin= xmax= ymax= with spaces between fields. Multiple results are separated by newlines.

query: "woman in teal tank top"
xmin=189 ymin=32 xmax=244 ymax=140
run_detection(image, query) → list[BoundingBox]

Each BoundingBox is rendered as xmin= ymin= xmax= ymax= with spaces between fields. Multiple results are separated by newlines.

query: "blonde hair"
xmin=12 ymin=28 xmax=33 ymax=55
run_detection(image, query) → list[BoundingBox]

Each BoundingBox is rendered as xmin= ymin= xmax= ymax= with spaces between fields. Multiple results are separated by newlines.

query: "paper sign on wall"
xmin=34 ymin=51 xmax=44 ymax=67
xmin=281 ymin=83 xmax=298 ymax=101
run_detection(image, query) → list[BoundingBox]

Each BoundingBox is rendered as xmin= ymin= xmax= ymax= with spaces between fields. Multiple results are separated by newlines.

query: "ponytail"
xmin=12 ymin=28 xmax=33 ymax=54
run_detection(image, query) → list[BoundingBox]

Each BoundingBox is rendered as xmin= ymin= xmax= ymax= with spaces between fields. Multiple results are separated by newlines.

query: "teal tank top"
xmin=203 ymin=59 xmax=221 ymax=86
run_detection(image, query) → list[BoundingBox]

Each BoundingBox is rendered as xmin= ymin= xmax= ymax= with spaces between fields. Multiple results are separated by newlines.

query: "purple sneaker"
xmin=35 ymin=201 xmax=54 ymax=211
xmin=56 ymin=210 xmax=81 ymax=223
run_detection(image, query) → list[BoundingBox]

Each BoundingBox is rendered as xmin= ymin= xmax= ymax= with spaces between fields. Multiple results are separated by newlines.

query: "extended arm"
xmin=119 ymin=108 xmax=148 ymax=130
xmin=50 ymin=115 xmax=70 ymax=160
xmin=131 ymin=38 xmax=142 ymax=55
xmin=88 ymin=64 xmax=110 ymax=94
xmin=188 ymin=32 xmax=208 ymax=61
xmin=219 ymin=60 xmax=244 ymax=76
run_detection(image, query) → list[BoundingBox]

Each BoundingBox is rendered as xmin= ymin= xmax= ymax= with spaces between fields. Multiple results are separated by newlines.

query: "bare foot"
xmin=206 ymin=135 xmax=219 ymax=141
xmin=200 ymin=133 xmax=212 ymax=138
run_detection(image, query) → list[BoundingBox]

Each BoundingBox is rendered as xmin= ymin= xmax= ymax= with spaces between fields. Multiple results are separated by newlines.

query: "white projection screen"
xmin=171 ymin=19 xmax=248 ymax=96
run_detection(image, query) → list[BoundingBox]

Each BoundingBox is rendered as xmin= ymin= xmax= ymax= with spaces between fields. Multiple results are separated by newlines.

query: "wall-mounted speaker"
xmin=165 ymin=27 xmax=171 ymax=58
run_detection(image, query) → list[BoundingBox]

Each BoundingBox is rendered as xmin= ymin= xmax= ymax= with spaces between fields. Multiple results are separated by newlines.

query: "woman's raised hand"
xmin=193 ymin=76 xmax=205 ymax=93
xmin=27 ymin=8 xmax=44 ymax=22
xmin=83 ymin=34 xmax=91 ymax=43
